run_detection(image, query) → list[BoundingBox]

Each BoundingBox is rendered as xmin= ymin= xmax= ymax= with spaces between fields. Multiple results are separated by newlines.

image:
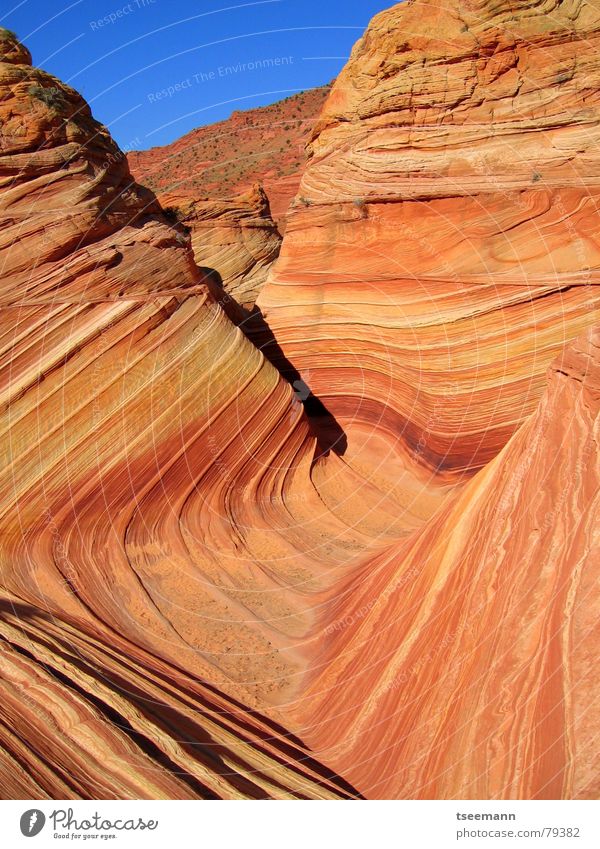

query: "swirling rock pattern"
xmin=161 ymin=184 xmax=282 ymax=310
xmin=257 ymin=0 xmax=600 ymax=476
xmin=0 ymin=4 xmax=598 ymax=802
xmin=292 ymin=327 xmax=600 ymax=799
xmin=0 ymin=28 xmax=360 ymax=799
xmin=0 ymin=34 xmax=202 ymax=306
xmin=0 ymin=594 xmax=359 ymax=799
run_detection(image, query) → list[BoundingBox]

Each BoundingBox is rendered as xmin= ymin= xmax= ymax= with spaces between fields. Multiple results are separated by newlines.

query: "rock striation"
xmin=0 ymin=4 xmax=599 ymax=802
xmin=257 ymin=0 xmax=600 ymax=478
xmin=293 ymin=327 xmax=600 ymax=799
xmin=162 ymin=184 xmax=282 ymax=310
xmin=0 ymin=596 xmax=358 ymax=799
xmin=0 ymin=27 xmax=359 ymax=799
xmin=0 ymin=32 xmax=201 ymax=305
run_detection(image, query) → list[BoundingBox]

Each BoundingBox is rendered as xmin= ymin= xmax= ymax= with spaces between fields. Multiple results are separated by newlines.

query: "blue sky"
xmin=2 ymin=0 xmax=395 ymax=150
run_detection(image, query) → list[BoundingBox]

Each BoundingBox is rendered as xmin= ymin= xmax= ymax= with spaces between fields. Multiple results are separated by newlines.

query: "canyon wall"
xmin=0 ymin=27 xmax=357 ymax=799
xmin=293 ymin=327 xmax=600 ymax=798
xmin=258 ymin=0 xmax=600 ymax=478
xmin=128 ymin=84 xmax=332 ymax=229
xmin=0 ymin=2 xmax=598 ymax=801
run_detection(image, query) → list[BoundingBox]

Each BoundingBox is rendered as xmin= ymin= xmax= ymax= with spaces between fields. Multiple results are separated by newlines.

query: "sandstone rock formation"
xmin=0 ymin=598 xmax=358 ymax=799
xmin=258 ymin=0 xmax=600 ymax=478
xmin=128 ymin=85 xmax=332 ymax=230
xmin=0 ymin=26 xmax=358 ymax=799
xmin=0 ymin=29 xmax=201 ymax=305
xmin=0 ymin=1 xmax=599 ymax=803
xmin=161 ymin=184 xmax=282 ymax=310
xmin=293 ymin=328 xmax=600 ymax=798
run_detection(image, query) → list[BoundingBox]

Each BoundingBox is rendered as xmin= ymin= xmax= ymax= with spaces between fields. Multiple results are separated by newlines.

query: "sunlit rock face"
xmin=258 ymin=0 xmax=600 ymax=478
xmin=0 ymin=3 xmax=598 ymax=802
xmin=0 ymin=31 xmax=203 ymax=305
xmin=291 ymin=326 xmax=600 ymax=799
xmin=0 ymin=28 xmax=361 ymax=799
xmin=127 ymin=84 xmax=332 ymax=231
xmin=160 ymin=184 xmax=282 ymax=311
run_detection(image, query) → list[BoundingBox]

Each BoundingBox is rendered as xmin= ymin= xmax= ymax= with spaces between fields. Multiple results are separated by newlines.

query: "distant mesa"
xmin=128 ymin=84 xmax=332 ymax=231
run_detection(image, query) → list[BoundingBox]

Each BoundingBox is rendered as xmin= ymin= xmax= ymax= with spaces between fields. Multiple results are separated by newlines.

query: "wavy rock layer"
xmin=258 ymin=0 xmax=600 ymax=478
xmin=0 ymin=595 xmax=358 ymax=799
xmin=0 ymin=37 xmax=201 ymax=305
xmin=0 ymin=29 xmax=361 ymax=799
xmin=0 ymin=5 xmax=599 ymax=803
xmin=0 ymin=23 xmax=430 ymax=800
xmin=162 ymin=184 xmax=282 ymax=309
xmin=292 ymin=328 xmax=600 ymax=799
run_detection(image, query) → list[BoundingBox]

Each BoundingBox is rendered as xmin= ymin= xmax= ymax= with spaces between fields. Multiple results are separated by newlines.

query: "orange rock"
xmin=0 ymin=28 xmax=356 ymax=799
xmin=0 ymin=3 xmax=598 ymax=802
xmin=0 ymin=33 xmax=201 ymax=304
xmin=292 ymin=327 xmax=600 ymax=799
xmin=258 ymin=0 xmax=600 ymax=477
xmin=161 ymin=184 xmax=282 ymax=310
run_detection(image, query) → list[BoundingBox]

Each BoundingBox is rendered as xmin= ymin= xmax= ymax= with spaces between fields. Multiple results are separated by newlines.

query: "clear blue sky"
xmin=2 ymin=0 xmax=395 ymax=150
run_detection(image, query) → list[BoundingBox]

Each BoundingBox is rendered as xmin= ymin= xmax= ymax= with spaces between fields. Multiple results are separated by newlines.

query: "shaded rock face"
xmin=257 ymin=0 xmax=600 ymax=477
xmin=163 ymin=184 xmax=282 ymax=311
xmin=0 ymin=6 xmax=598 ymax=802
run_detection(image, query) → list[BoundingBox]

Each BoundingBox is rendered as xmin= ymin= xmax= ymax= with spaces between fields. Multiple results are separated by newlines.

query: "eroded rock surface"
xmin=0 ymin=5 xmax=598 ymax=801
xmin=162 ymin=184 xmax=282 ymax=310
xmin=258 ymin=0 xmax=600 ymax=477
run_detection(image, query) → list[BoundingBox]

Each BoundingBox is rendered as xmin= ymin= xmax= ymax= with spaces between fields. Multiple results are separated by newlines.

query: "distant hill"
xmin=128 ymin=84 xmax=332 ymax=229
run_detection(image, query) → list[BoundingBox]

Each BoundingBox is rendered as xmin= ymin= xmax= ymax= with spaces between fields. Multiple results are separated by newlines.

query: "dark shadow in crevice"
xmin=202 ymin=267 xmax=347 ymax=458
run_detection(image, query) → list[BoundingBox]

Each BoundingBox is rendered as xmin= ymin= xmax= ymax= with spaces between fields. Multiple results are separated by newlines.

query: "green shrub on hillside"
xmin=29 ymin=84 xmax=67 ymax=113
xmin=162 ymin=205 xmax=184 ymax=223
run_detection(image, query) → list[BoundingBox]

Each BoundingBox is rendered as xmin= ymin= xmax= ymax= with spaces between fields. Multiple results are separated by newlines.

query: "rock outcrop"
xmin=162 ymin=184 xmax=282 ymax=310
xmin=293 ymin=327 xmax=600 ymax=799
xmin=0 ymin=31 xmax=201 ymax=305
xmin=0 ymin=27 xmax=358 ymax=799
xmin=257 ymin=0 xmax=600 ymax=478
xmin=1 ymin=3 xmax=599 ymax=802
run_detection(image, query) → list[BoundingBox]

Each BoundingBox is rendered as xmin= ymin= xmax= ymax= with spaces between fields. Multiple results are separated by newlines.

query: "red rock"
xmin=258 ymin=0 xmax=600 ymax=478
xmin=128 ymin=85 xmax=332 ymax=231
xmin=0 ymin=28 xmax=354 ymax=800
xmin=0 ymin=3 xmax=598 ymax=802
xmin=291 ymin=327 xmax=600 ymax=798
xmin=161 ymin=184 xmax=281 ymax=310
